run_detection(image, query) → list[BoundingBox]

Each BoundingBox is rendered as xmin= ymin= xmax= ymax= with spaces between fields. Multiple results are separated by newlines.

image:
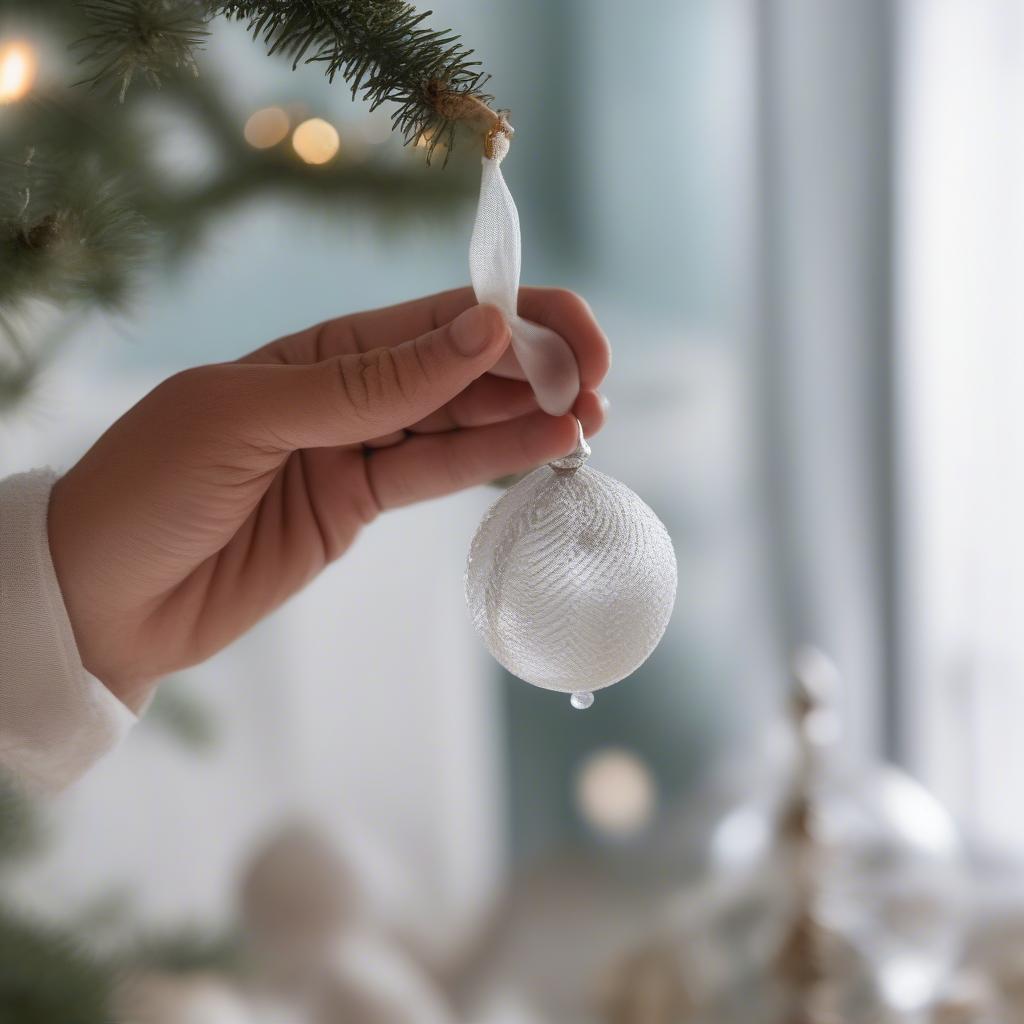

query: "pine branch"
xmin=143 ymin=680 xmax=220 ymax=752
xmin=0 ymin=72 xmax=474 ymax=409
xmin=213 ymin=0 xmax=495 ymax=158
xmin=0 ymin=772 xmax=40 ymax=865
xmin=74 ymin=0 xmax=499 ymax=159
xmin=0 ymin=909 xmax=113 ymax=1024
xmin=0 ymin=0 xmax=487 ymax=409
xmin=0 ymin=148 xmax=150 ymax=313
xmin=73 ymin=0 xmax=210 ymax=101
xmin=125 ymin=926 xmax=243 ymax=974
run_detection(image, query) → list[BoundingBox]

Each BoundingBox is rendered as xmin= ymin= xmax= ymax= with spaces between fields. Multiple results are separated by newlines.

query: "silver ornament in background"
xmin=466 ymin=423 xmax=677 ymax=708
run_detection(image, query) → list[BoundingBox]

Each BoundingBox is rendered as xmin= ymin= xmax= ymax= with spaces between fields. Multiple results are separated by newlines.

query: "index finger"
xmin=245 ymin=286 xmax=612 ymax=392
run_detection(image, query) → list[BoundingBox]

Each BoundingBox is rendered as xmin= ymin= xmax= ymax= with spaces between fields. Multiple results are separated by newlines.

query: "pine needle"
xmin=74 ymin=0 xmax=495 ymax=159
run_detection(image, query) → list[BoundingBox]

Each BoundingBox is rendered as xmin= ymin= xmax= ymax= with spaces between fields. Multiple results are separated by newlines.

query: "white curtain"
xmin=897 ymin=0 xmax=1024 ymax=851
xmin=755 ymin=0 xmax=896 ymax=757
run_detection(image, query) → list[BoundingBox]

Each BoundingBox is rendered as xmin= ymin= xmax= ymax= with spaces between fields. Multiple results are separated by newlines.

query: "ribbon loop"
xmin=468 ymin=124 xmax=580 ymax=416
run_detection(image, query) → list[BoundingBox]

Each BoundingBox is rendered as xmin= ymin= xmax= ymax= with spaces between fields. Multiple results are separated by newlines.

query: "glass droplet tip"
xmin=549 ymin=419 xmax=591 ymax=473
xmin=570 ymin=690 xmax=594 ymax=711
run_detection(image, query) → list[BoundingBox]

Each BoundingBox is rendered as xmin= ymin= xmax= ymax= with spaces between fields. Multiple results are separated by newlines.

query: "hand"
xmin=48 ymin=288 xmax=610 ymax=711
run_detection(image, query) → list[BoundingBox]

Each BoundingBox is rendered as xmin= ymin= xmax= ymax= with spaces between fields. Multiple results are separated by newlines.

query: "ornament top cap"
xmin=549 ymin=419 xmax=591 ymax=474
xmin=483 ymin=115 xmax=514 ymax=162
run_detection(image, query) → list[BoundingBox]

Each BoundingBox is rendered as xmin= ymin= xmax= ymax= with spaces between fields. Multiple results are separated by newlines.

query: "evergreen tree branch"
xmin=0 ymin=70 xmax=475 ymax=410
xmin=74 ymin=0 xmax=499 ymax=159
xmin=0 ymin=908 xmax=113 ymax=1023
xmin=0 ymin=772 xmax=40 ymax=865
xmin=0 ymin=0 xmax=488 ymax=409
xmin=0 ymin=146 xmax=151 ymax=313
xmin=73 ymin=0 xmax=210 ymax=100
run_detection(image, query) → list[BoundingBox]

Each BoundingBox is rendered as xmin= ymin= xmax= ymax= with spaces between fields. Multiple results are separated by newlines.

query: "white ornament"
xmin=465 ymin=122 xmax=677 ymax=706
xmin=466 ymin=425 xmax=677 ymax=706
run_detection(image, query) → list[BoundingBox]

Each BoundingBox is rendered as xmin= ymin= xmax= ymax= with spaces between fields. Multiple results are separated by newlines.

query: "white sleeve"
xmin=0 ymin=470 xmax=136 ymax=792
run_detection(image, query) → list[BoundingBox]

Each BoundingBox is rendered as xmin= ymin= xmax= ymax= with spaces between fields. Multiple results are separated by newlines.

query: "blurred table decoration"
xmin=238 ymin=822 xmax=459 ymax=1023
xmin=592 ymin=648 xmax=965 ymax=1024
xmin=929 ymin=972 xmax=1006 ymax=1024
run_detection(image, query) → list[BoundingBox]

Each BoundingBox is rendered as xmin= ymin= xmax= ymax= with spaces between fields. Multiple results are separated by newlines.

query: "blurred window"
xmin=897 ymin=0 xmax=1024 ymax=851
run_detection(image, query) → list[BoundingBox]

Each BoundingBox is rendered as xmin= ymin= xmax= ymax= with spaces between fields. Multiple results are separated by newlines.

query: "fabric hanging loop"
xmin=468 ymin=124 xmax=580 ymax=416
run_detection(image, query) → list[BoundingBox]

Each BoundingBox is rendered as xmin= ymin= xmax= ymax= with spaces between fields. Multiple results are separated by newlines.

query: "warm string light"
xmin=575 ymin=747 xmax=657 ymax=838
xmin=291 ymin=117 xmax=340 ymax=165
xmin=414 ymin=129 xmax=447 ymax=156
xmin=0 ymin=40 xmax=37 ymax=104
xmin=243 ymin=106 xmax=290 ymax=149
xmin=243 ymin=105 xmax=396 ymax=164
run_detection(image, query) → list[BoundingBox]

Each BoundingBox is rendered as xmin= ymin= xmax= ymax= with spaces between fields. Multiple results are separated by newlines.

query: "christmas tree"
xmin=0 ymin=0 xmax=500 ymax=407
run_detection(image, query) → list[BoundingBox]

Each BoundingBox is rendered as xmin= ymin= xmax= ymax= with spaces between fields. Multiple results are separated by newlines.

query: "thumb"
xmin=235 ymin=304 xmax=509 ymax=451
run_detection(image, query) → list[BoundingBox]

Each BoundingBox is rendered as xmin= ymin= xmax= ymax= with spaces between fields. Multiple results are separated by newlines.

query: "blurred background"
xmin=2 ymin=1 xmax=1024 ymax=1022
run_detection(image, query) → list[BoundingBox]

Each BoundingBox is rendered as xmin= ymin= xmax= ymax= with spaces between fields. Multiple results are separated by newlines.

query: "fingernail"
xmin=599 ymin=394 xmax=610 ymax=414
xmin=451 ymin=304 xmax=503 ymax=357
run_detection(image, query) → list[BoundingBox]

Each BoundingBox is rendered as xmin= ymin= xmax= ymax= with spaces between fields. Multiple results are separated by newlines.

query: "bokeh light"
xmin=575 ymin=747 xmax=657 ymax=838
xmin=243 ymin=106 xmax=290 ymax=149
xmin=413 ymin=130 xmax=447 ymax=157
xmin=0 ymin=40 xmax=37 ymax=104
xmin=292 ymin=117 xmax=340 ymax=165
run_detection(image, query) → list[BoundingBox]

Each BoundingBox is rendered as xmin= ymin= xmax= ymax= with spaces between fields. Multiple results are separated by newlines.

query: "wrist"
xmin=47 ymin=474 xmax=153 ymax=713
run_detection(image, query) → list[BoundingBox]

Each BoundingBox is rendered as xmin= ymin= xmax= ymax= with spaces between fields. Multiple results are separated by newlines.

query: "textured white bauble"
xmin=466 ymin=434 xmax=677 ymax=703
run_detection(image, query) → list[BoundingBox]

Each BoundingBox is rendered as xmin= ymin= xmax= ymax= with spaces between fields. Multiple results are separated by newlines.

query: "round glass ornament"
xmin=465 ymin=424 xmax=677 ymax=706
xmin=703 ymin=738 xmax=964 ymax=1015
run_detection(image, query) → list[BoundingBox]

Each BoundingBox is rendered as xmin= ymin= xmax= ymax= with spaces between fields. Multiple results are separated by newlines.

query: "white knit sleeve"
xmin=0 ymin=470 xmax=136 ymax=792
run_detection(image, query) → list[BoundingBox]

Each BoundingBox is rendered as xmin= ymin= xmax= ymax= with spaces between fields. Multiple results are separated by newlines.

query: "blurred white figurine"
xmin=240 ymin=823 xmax=362 ymax=995
xmin=238 ymin=822 xmax=458 ymax=1024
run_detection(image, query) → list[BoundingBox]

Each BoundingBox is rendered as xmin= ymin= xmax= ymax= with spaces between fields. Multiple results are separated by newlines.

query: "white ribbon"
xmin=469 ymin=127 xmax=580 ymax=416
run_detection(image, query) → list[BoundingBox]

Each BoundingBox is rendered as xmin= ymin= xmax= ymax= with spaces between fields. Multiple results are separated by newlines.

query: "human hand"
xmin=48 ymin=288 xmax=610 ymax=711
